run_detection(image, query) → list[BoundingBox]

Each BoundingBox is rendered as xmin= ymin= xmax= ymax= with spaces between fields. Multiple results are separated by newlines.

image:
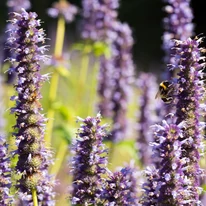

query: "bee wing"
xmin=155 ymin=90 xmax=161 ymax=99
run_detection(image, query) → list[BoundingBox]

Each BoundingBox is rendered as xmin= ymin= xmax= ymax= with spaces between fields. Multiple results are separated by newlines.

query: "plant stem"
xmin=54 ymin=16 xmax=65 ymax=57
xmin=108 ymin=142 xmax=115 ymax=164
xmin=74 ymin=54 xmax=90 ymax=113
xmin=45 ymin=71 xmax=58 ymax=144
xmin=87 ymin=60 xmax=99 ymax=115
xmin=32 ymin=189 xmax=38 ymax=206
xmin=50 ymin=139 xmax=68 ymax=177
xmin=6 ymin=85 xmax=15 ymax=151
xmin=45 ymin=15 xmax=65 ymax=145
xmin=80 ymin=54 xmax=90 ymax=86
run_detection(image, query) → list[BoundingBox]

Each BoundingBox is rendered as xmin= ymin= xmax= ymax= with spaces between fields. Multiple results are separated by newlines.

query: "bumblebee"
xmin=155 ymin=80 xmax=174 ymax=103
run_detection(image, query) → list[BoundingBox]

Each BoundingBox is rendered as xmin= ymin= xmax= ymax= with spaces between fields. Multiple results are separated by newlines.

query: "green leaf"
xmin=58 ymin=104 xmax=75 ymax=121
xmin=54 ymin=124 xmax=74 ymax=144
xmin=202 ymin=184 xmax=206 ymax=191
xmin=72 ymin=41 xmax=111 ymax=57
xmin=93 ymin=41 xmax=111 ymax=57
xmin=72 ymin=43 xmax=85 ymax=51
xmin=72 ymin=42 xmax=93 ymax=54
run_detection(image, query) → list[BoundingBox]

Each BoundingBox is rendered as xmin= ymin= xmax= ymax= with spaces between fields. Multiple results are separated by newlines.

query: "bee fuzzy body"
xmin=155 ymin=80 xmax=174 ymax=103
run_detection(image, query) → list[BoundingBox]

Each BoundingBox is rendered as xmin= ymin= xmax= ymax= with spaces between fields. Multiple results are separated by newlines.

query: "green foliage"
xmin=54 ymin=124 xmax=73 ymax=144
xmin=72 ymin=41 xmax=111 ymax=57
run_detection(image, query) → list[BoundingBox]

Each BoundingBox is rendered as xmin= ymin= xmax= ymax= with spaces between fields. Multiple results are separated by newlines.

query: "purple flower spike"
xmin=7 ymin=0 xmax=31 ymax=12
xmin=0 ymin=136 xmax=13 ymax=205
xmin=136 ymin=72 xmax=159 ymax=166
xmin=141 ymin=37 xmax=205 ymax=205
xmin=102 ymin=170 xmax=129 ymax=205
xmin=82 ymin=1 xmax=134 ymax=142
xmin=4 ymin=0 xmax=31 ymax=84
xmin=141 ymin=120 xmax=186 ymax=205
xmin=122 ymin=161 xmax=140 ymax=205
xmin=81 ymin=0 xmax=119 ymax=43
xmin=109 ymin=22 xmax=134 ymax=142
xmin=47 ymin=1 xmax=78 ymax=23
xmin=163 ymin=0 xmax=194 ymax=44
xmin=81 ymin=0 xmax=122 ymax=119
xmin=162 ymin=0 xmax=194 ymax=78
xmin=173 ymin=37 xmax=206 ymax=203
xmin=7 ymin=9 xmax=54 ymax=203
xmin=98 ymin=55 xmax=115 ymax=117
xmin=102 ymin=165 xmax=139 ymax=206
xmin=70 ymin=113 xmax=108 ymax=205
xmin=140 ymin=166 xmax=160 ymax=206
xmin=99 ymin=22 xmax=134 ymax=142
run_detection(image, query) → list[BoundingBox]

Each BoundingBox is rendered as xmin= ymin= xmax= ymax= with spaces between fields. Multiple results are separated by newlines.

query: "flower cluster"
xmin=70 ymin=113 xmax=108 ymax=205
xmin=141 ymin=37 xmax=205 ymax=205
xmin=140 ymin=166 xmax=160 ymax=205
xmin=81 ymin=0 xmax=119 ymax=43
xmin=173 ymin=37 xmax=205 ymax=203
xmin=162 ymin=0 xmax=194 ymax=78
xmin=7 ymin=0 xmax=31 ymax=12
xmin=98 ymin=54 xmax=115 ymax=117
xmin=81 ymin=0 xmax=134 ymax=142
xmin=141 ymin=120 xmax=186 ymax=205
xmin=136 ymin=72 xmax=159 ymax=166
xmin=102 ymin=170 xmax=130 ymax=205
xmin=98 ymin=20 xmax=134 ymax=121
xmin=8 ymin=9 xmax=54 ymax=204
xmin=4 ymin=0 xmax=31 ymax=84
xmin=108 ymin=22 xmax=134 ymax=142
xmin=47 ymin=1 xmax=78 ymax=23
xmin=0 ymin=0 xmax=205 ymax=205
xmin=102 ymin=165 xmax=139 ymax=206
xmin=122 ymin=161 xmax=140 ymax=205
xmin=81 ymin=0 xmax=120 ymax=118
xmin=0 ymin=136 xmax=12 ymax=205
